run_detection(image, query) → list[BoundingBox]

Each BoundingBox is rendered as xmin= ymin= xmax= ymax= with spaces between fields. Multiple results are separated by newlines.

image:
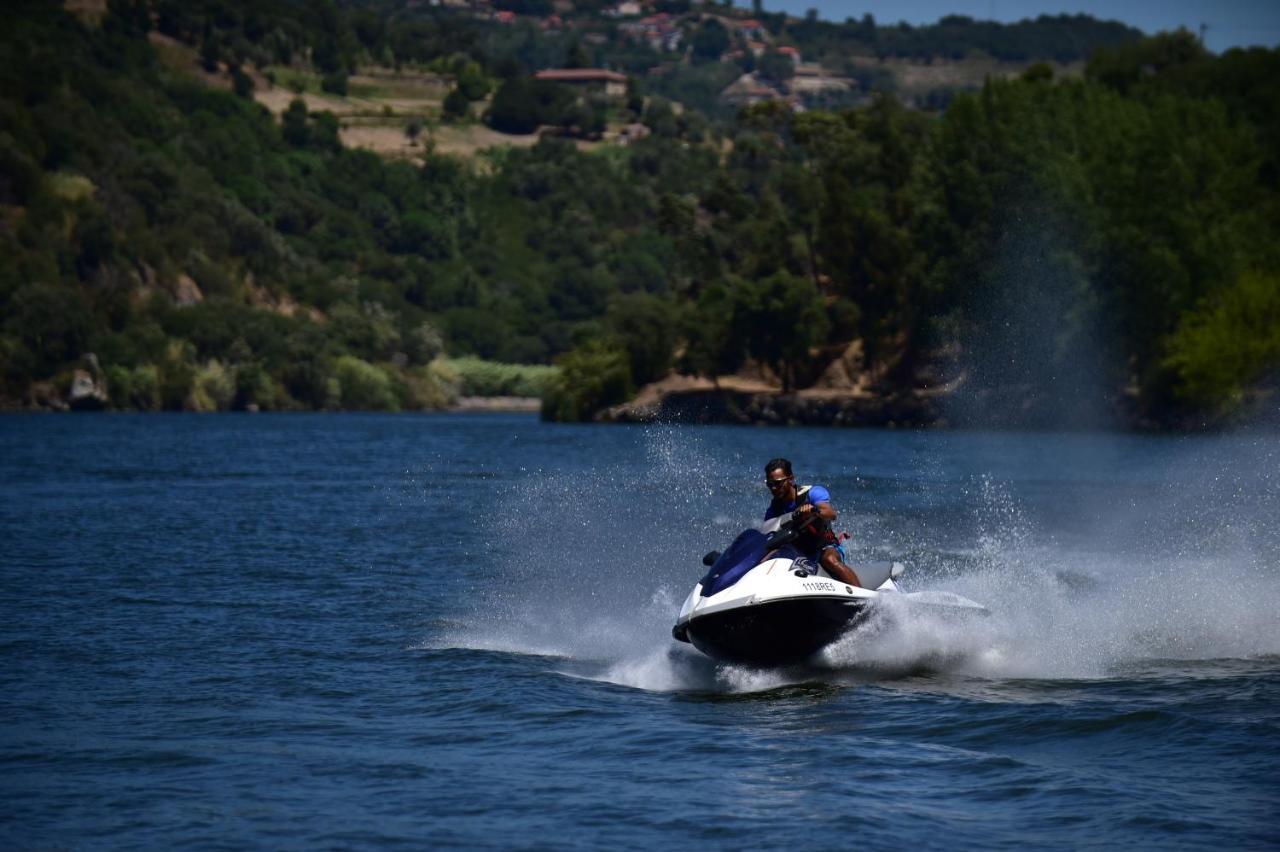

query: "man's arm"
xmin=793 ymin=501 xmax=837 ymax=523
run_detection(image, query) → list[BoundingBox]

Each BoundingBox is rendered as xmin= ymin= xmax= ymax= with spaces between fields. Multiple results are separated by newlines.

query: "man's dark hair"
xmin=764 ymin=457 xmax=792 ymax=476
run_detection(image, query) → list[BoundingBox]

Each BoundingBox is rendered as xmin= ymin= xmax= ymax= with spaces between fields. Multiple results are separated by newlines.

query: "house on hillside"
xmin=789 ymin=65 xmax=856 ymax=97
xmin=776 ymin=45 xmax=801 ymax=65
xmin=619 ymin=13 xmax=683 ymax=52
xmin=535 ymin=68 xmax=629 ymax=97
xmin=615 ymin=122 xmax=651 ymax=145
xmin=734 ymin=18 xmax=768 ymax=41
xmin=605 ymin=0 xmax=643 ymax=16
xmin=720 ymin=72 xmax=798 ymax=108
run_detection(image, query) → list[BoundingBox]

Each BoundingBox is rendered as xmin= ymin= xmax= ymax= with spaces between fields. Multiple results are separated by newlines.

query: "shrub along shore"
xmin=25 ymin=354 xmax=555 ymax=414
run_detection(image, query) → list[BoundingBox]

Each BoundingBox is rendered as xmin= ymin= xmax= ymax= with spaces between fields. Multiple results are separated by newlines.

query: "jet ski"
xmin=672 ymin=512 xmax=985 ymax=667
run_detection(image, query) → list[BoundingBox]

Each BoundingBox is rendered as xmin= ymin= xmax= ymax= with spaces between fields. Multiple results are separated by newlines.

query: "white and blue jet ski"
xmin=672 ymin=512 xmax=986 ymax=667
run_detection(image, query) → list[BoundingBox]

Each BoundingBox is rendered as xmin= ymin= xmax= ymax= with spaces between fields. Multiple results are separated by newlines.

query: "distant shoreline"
xmin=0 ymin=399 xmax=543 ymax=414
xmin=5 ymin=389 xmax=1273 ymax=432
xmin=449 ymin=396 xmax=541 ymax=412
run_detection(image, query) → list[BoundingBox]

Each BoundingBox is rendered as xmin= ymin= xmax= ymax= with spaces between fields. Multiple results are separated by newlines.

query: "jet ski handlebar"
xmin=766 ymin=510 xmax=821 ymax=547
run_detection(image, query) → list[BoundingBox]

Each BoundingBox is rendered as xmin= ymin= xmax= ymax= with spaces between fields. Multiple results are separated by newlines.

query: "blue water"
xmin=2 ymin=414 xmax=1278 ymax=848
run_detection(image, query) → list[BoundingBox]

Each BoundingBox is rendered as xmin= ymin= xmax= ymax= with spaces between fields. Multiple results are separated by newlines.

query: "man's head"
xmin=764 ymin=457 xmax=795 ymax=500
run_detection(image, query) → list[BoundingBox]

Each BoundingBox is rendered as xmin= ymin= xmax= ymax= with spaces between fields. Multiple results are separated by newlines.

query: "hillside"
xmin=1 ymin=1 xmax=1277 ymax=426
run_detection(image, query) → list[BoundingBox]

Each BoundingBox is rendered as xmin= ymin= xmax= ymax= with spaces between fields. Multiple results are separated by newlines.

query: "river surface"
xmin=2 ymin=413 xmax=1278 ymax=849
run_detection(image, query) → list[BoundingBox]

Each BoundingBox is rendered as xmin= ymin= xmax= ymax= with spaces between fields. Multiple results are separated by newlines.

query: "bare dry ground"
xmin=253 ymin=86 xmax=374 ymax=117
xmin=623 ymin=374 xmax=781 ymax=411
xmin=148 ymin=31 xmax=251 ymax=93
xmin=329 ymin=123 xmax=538 ymax=159
xmin=424 ymin=124 xmax=545 ymax=157
xmin=248 ymin=66 xmax=558 ymax=159
xmin=260 ymin=67 xmax=449 ymax=115
xmin=348 ymin=70 xmax=451 ymax=100
xmin=142 ymin=35 xmax=566 ymax=161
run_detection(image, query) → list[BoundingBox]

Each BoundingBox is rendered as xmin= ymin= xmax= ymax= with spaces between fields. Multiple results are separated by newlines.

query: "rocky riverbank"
xmin=596 ymin=382 xmax=1279 ymax=431
xmin=599 ymin=388 xmax=943 ymax=428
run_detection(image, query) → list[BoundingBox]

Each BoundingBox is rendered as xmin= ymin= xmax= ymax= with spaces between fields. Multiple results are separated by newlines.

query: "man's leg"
xmin=820 ymin=547 xmax=861 ymax=587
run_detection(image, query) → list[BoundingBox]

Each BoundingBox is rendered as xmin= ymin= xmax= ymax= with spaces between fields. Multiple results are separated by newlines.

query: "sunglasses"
xmin=765 ymin=477 xmax=791 ymax=489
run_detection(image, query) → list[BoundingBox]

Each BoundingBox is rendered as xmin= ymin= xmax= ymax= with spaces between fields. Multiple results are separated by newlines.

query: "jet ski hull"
xmin=673 ymin=516 xmax=925 ymax=668
xmin=683 ymin=595 xmax=869 ymax=666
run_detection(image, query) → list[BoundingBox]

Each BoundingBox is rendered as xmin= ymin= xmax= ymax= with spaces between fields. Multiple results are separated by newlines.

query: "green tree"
xmin=442 ymin=87 xmax=469 ymax=120
xmin=745 ymin=272 xmax=829 ymax=392
xmin=5 ymin=283 xmax=94 ymax=375
xmin=281 ymin=97 xmax=309 ymax=146
xmin=456 ymin=63 xmax=490 ymax=101
xmin=313 ymin=38 xmax=343 ymax=74
xmin=231 ymin=65 xmax=253 ymax=98
xmin=541 ymin=340 xmax=633 ymax=421
xmin=404 ymin=321 xmax=445 ymax=365
xmin=488 ymin=77 xmax=543 ymax=134
xmin=328 ymin=302 xmax=401 ymax=361
xmin=679 ymin=278 xmax=750 ymax=385
xmin=1164 ymin=270 xmax=1280 ymax=413
xmin=105 ymin=364 xmax=161 ymax=410
xmin=199 ymin=26 xmax=220 ymax=72
xmin=605 ymin=293 xmax=676 ymax=386
xmin=565 ymin=39 xmax=589 ymax=69
xmin=309 ymin=110 xmax=341 ymax=149
xmin=334 ymin=355 xmax=399 ymax=410
xmin=691 ymin=20 xmax=730 ymax=62
xmin=757 ymin=49 xmax=796 ymax=86
xmin=396 ymin=209 xmax=456 ymax=259
xmin=321 ymin=70 xmax=348 ymax=96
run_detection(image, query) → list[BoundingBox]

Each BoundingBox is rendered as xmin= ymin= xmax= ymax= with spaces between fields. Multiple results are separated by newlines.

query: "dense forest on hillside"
xmin=129 ymin=0 xmax=1146 ymax=116
xmin=752 ymin=11 xmax=1140 ymax=64
xmin=137 ymin=1 xmax=1141 ymax=70
xmin=1 ymin=1 xmax=1277 ymax=425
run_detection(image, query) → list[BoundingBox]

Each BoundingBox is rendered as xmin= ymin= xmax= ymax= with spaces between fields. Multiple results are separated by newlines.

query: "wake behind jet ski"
xmin=672 ymin=512 xmax=986 ymax=667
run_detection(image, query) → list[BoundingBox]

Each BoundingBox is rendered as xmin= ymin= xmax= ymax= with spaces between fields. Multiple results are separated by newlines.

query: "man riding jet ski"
xmin=760 ymin=457 xmax=860 ymax=588
xmin=672 ymin=459 xmax=985 ymax=667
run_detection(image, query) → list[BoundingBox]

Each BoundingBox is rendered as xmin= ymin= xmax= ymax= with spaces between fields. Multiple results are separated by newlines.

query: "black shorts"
xmin=796 ymin=523 xmax=840 ymax=559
